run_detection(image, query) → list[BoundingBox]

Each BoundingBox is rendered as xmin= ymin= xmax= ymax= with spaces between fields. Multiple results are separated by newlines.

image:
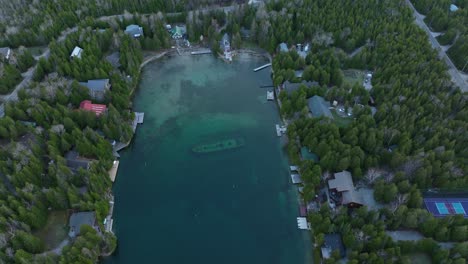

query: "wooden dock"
xmin=191 ymin=50 xmax=212 ymax=55
xmin=267 ymin=91 xmax=274 ymax=101
xmin=253 ymin=63 xmax=272 ymax=72
xmin=108 ymin=160 xmax=120 ymax=182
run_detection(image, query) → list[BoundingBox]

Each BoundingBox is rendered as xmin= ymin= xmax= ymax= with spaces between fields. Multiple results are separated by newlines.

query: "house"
xmin=125 ymin=24 xmax=144 ymax=38
xmin=279 ymin=42 xmax=288 ymax=52
xmin=65 ymin=150 xmax=92 ymax=172
xmin=68 ymin=211 xmax=97 ymax=238
xmin=328 ymin=171 xmax=363 ymax=207
xmin=170 ymin=26 xmax=186 ymax=39
xmin=79 ymin=79 xmax=111 ymax=100
xmin=0 ymin=47 xmax=11 ymax=61
xmin=70 ymin=46 xmax=83 ymax=59
xmin=79 ymin=100 xmax=107 ymax=116
xmin=307 ymin=96 xmax=334 ymax=119
xmin=321 ymin=233 xmax=346 ymax=259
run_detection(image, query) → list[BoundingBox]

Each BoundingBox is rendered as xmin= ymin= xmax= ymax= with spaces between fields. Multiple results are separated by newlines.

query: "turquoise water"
xmin=104 ymin=54 xmax=311 ymax=264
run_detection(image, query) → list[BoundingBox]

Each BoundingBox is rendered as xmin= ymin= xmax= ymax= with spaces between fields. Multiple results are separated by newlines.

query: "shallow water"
xmin=104 ymin=54 xmax=311 ymax=264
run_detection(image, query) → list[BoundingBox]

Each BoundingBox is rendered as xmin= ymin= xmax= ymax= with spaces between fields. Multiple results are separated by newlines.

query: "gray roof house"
xmin=0 ymin=47 xmax=11 ymax=61
xmin=65 ymin=150 xmax=92 ymax=172
xmin=70 ymin=46 xmax=83 ymax=59
xmin=79 ymin=79 xmax=110 ymax=101
xmin=279 ymin=42 xmax=288 ymax=52
xmin=307 ymin=96 xmax=333 ymax=119
xmin=281 ymin=80 xmax=318 ymax=95
xmin=125 ymin=24 xmax=144 ymax=38
xmin=328 ymin=171 xmax=363 ymax=207
xmin=321 ymin=233 xmax=346 ymax=259
xmin=68 ymin=211 xmax=97 ymax=237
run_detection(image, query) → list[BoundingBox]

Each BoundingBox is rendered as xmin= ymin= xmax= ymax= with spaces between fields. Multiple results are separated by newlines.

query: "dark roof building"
xmin=68 ymin=211 xmax=97 ymax=237
xmin=281 ymin=80 xmax=318 ymax=95
xmin=328 ymin=171 xmax=363 ymax=208
xmin=321 ymin=233 xmax=346 ymax=259
xmin=65 ymin=150 xmax=92 ymax=172
xmin=79 ymin=79 xmax=110 ymax=100
xmin=307 ymin=96 xmax=333 ymax=119
xmin=0 ymin=47 xmax=11 ymax=61
xmin=125 ymin=24 xmax=143 ymax=38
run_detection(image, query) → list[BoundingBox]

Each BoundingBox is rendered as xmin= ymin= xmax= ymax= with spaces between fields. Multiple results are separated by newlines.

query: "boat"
xmin=192 ymin=138 xmax=245 ymax=153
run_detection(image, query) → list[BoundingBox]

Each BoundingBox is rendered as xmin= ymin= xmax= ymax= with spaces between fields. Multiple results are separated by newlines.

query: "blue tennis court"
xmin=424 ymin=198 xmax=468 ymax=218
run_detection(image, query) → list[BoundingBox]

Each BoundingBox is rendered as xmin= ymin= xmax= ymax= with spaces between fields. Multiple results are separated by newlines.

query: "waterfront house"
xmin=328 ymin=171 xmax=363 ymax=208
xmin=68 ymin=211 xmax=97 ymax=238
xmin=321 ymin=233 xmax=346 ymax=259
xmin=170 ymin=25 xmax=186 ymax=39
xmin=0 ymin=47 xmax=11 ymax=61
xmin=79 ymin=79 xmax=110 ymax=100
xmin=125 ymin=24 xmax=144 ymax=38
xmin=220 ymin=33 xmax=232 ymax=61
xmin=70 ymin=46 xmax=83 ymax=59
xmin=79 ymin=100 xmax=107 ymax=116
xmin=65 ymin=150 xmax=92 ymax=172
xmin=307 ymin=96 xmax=334 ymax=119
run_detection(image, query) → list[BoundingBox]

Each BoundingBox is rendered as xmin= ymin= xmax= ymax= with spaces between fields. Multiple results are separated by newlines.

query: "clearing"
xmin=34 ymin=210 xmax=69 ymax=250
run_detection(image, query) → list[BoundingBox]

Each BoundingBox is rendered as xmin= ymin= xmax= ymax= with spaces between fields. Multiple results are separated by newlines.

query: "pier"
xmin=267 ymin=91 xmax=274 ymax=101
xmin=191 ymin=50 xmax=212 ymax=55
xmin=108 ymin=160 xmax=120 ymax=182
xmin=253 ymin=63 xmax=272 ymax=72
xmin=132 ymin=112 xmax=145 ymax=132
xmin=275 ymin=124 xmax=287 ymax=137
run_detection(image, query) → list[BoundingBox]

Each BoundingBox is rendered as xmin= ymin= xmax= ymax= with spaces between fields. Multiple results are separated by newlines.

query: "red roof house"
xmin=79 ymin=100 xmax=107 ymax=116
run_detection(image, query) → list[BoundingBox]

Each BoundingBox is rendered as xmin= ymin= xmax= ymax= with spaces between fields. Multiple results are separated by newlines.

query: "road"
xmin=405 ymin=0 xmax=467 ymax=92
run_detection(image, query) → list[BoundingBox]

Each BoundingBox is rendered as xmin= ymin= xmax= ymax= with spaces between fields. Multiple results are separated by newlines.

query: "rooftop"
xmin=282 ymin=80 xmax=318 ymax=95
xmin=79 ymin=100 xmax=107 ymax=116
xmin=0 ymin=47 xmax=11 ymax=60
xmin=328 ymin=171 xmax=354 ymax=192
xmin=79 ymin=79 xmax=110 ymax=92
xmin=321 ymin=233 xmax=346 ymax=259
xmin=69 ymin=211 xmax=96 ymax=237
xmin=125 ymin=24 xmax=143 ymax=38
xmin=70 ymin=46 xmax=83 ymax=59
xmin=279 ymin=42 xmax=288 ymax=52
xmin=65 ymin=150 xmax=91 ymax=171
xmin=307 ymin=96 xmax=333 ymax=119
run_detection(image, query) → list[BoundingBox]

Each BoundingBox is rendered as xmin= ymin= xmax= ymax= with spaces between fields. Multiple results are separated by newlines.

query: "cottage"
xmin=79 ymin=100 xmax=107 ymax=116
xmin=79 ymin=79 xmax=111 ymax=100
xmin=321 ymin=233 xmax=346 ymax=259
xmin=65 ymin=150 xmax=92 ymax=172
xmin=70 ymin=46 xmax=83 ymax=59
xmin=125 ymin=24 xmax=144 ymax=38
xmin=307 ymin=96 xmax=333 ymax=119
xmin=328 ymin=171 xmax=363 ymax=207
xmin=0 ymin=47 xmax=11 ymax=61
xmin=68 ymin=211 xmax=97 ymax=238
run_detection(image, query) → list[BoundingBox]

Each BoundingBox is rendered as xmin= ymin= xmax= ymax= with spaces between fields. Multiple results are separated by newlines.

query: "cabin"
xmin=65 ymin=150 xmax=92 ymax=172
xmin=79 ymin=100 xmax=107 ymax=116
xmin=68 ymin=211 xmax=97 ymax=238
xmin=0 ymin=47 xmax=11 ymax=61
xmin=307 ymin=96 xmax=334 ymax=119
xmin=125 ymin=24 xmax=144 ymax=38
xmin=328 ymin=171 xmax=363 ymax=208
xmin=70 ymin=46 xmax=83 ymax=59
xmin=321 ymin=233 xmax=346 ymax=260
xmin=79 ymin=79 xmax=111 ymax=100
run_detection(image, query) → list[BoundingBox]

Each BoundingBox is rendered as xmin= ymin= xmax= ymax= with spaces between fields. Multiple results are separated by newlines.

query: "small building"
xmin=297 ymin=217 xmax=311 ymax=230
xmin=328 ymin=171 xmax=363 ymax=208
xmin=79 ymin=100 xmax=107 ymax=116
xmin=65 ymin=150 xmax=92 ymax=172
xmin=291 ymin=173 xmax=303 ymax=184
xmin=79 ymin=79 xmax=111 ymax=100
xmin=307 ymin=96 xmax=333 ymax=119
xmin=321 ymin=233 xmax=346 ymax=259
xmin=170 ymin=26 xmax=186 ymax=39
xmin=450 ymin=4 xmax=459 ymax=12
xmin=125 ymin=24 xmax=144 ymax=38
xmin=0 ymin=47 xmax=11 ymax=61
xmin=70 ymin=46 xmax=83 ymax=59
xmin=68 ymin=211 xmax=97 ymax=238
xmin=279 ymin=42 xmax=288 ymax=52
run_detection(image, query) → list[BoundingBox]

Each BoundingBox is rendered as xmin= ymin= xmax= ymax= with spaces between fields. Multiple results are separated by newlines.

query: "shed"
xmin=279 ymin=42 xmax=288 ymax=52
xmin=321 ymin=233 xmax=346 ymax=259
xmin=307 ymin=96 xmax=333 ymax=119
xmin=125 ymin=24 xmax=143 ymax=38
xmin=70 ymin=46 xmax=83 ymax=59
xmin=450 ymin=4 xmax=459 ymax=12
xmin=68 ymin=211 xmax=96 ymax=237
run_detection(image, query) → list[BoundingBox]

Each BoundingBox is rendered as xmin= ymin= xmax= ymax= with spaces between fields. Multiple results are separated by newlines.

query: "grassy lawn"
xmin=331 ymin=109 xmax=352 ymax=127
xmin=342 ymin=69 xmax=365 ymax=86
xmin=406 ymin=253 xmax=432 ymax=264
xmin=34 ymin=210 xmax=69 ymax=250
